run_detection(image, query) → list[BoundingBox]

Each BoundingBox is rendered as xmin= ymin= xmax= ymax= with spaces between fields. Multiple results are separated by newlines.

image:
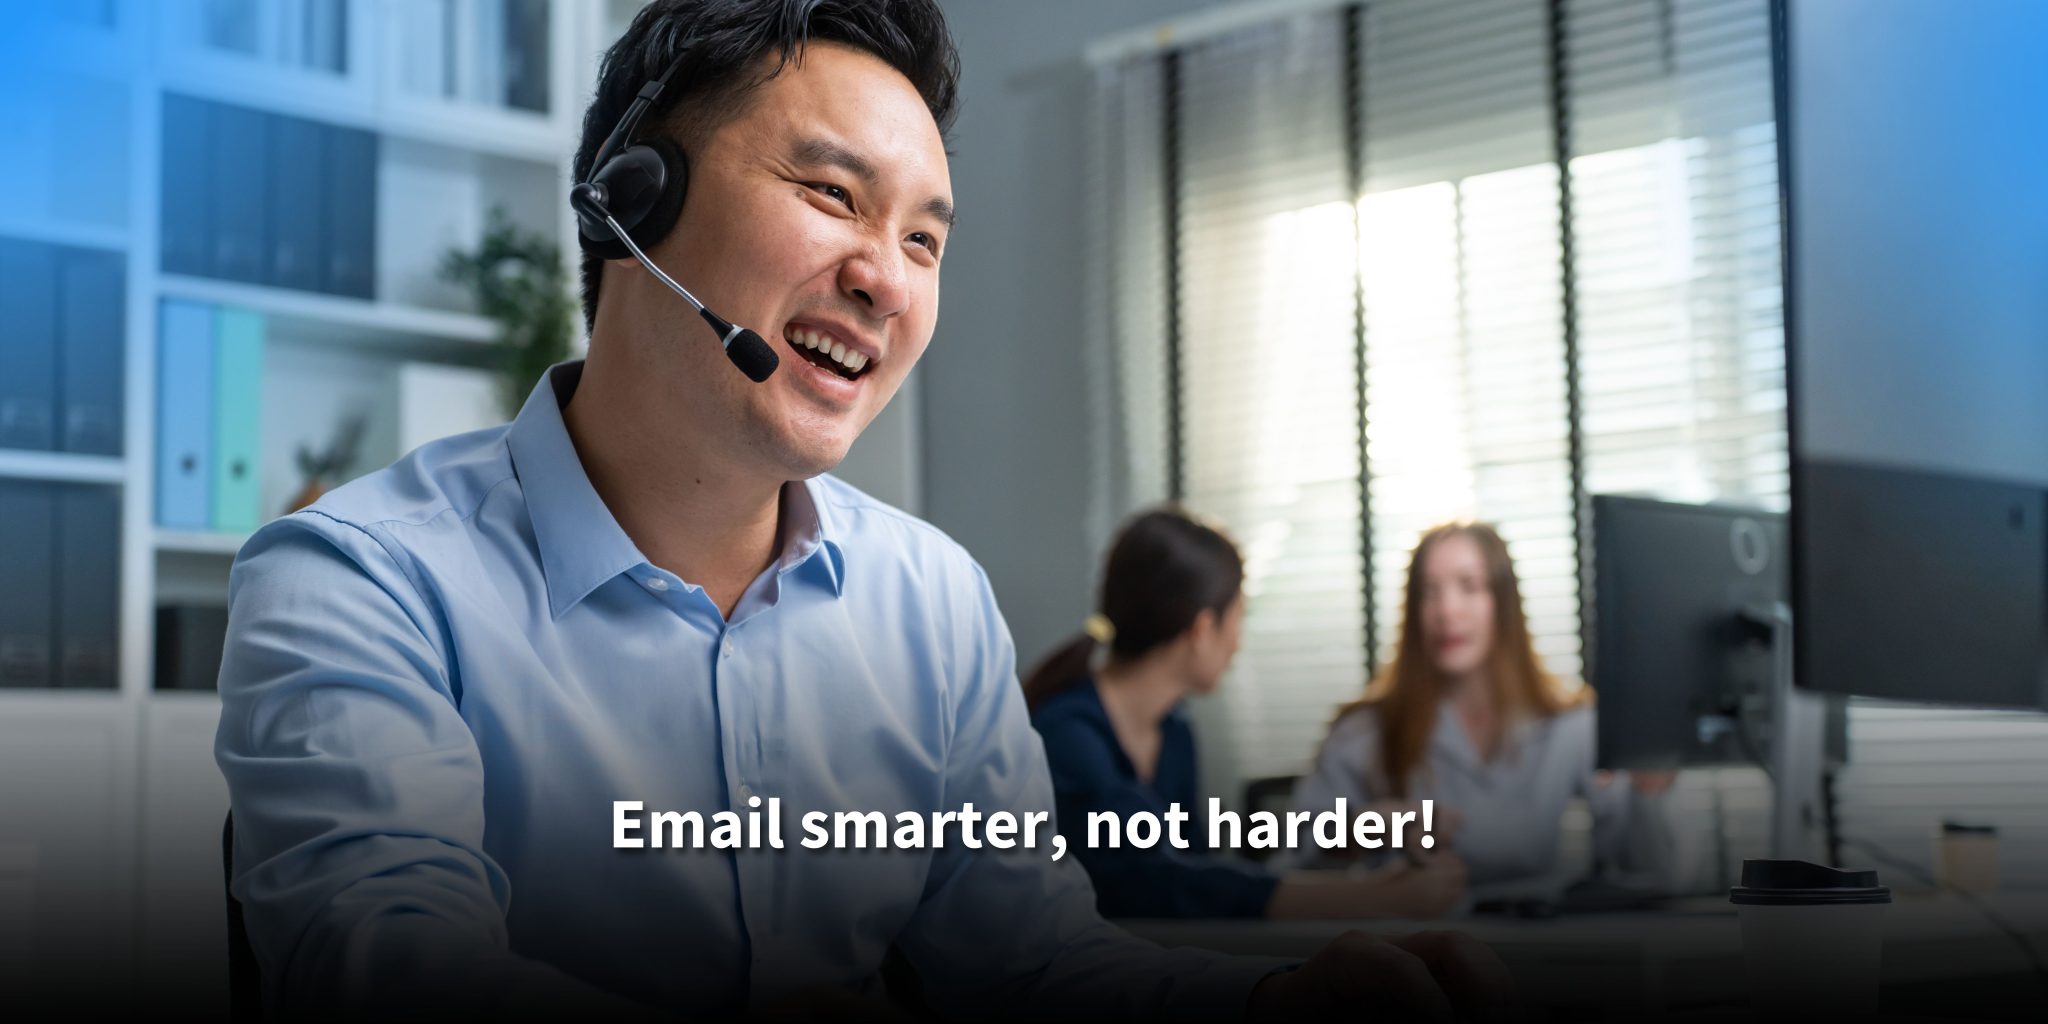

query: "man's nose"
xmin=839 ymin=239 xmax=910 ymax=319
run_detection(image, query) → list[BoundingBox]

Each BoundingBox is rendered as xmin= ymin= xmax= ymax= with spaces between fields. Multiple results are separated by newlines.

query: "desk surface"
xmin=1125 ymin=893 xmax=2048 ymax=1017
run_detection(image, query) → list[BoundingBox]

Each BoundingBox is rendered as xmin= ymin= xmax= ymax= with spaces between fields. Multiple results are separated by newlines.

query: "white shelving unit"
xmin=157 ymin=274 xmax=499 ymax=349
xmin=152 ymin=529 xmax=254 ymax=558
xmin=0 ymin=215 xmax=132 ymax=255
xmin=0 ymin=1 xmax=626 ymax=1012
xmin=0 ymin=451 xmax=129 ymax=486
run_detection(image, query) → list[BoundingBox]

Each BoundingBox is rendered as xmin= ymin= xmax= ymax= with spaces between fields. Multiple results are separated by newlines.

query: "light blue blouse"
xmin=1285 ymin=700 xmax=1675 ymax=891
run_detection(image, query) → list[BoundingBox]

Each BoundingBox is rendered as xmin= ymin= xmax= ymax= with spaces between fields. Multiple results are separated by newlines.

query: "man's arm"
xmin=215 ymin=514 xmax=643 ymax=1017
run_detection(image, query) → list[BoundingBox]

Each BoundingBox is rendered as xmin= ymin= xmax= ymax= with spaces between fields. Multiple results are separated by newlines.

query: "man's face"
xmin=605 ymin=42 xmax=952 ymax=480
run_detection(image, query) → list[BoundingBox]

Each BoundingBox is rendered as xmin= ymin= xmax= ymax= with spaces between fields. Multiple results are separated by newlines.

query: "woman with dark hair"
xmin=1026 ymin=507 xmax=1466 ymax=920
xmin=1288 ymin=522 xmax=1675 ymax=890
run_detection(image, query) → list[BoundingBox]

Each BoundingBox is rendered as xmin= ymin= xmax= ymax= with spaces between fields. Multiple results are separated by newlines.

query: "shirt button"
xmin=738 ymin=783 xmax=754 ymax=803
xmin=721 ymin=638 xmax=734 ymax=658
xmin=643 ymin=576 xmax=670 ymax=592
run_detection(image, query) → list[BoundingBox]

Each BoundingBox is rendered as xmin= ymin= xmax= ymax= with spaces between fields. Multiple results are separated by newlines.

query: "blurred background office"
xmin=0 ymin=0 xmax=2043 ymax=1015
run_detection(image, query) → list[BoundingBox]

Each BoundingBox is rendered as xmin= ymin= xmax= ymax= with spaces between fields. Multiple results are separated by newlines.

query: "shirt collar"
xmin=1431 ymin=694 xmax=1532 ymax=772
xmin=781 ymin=475 xmax=847 ymax=597
xmin=506 ymin=361 xmax=846 ymax=618
xmin=507 ymin=363 xmax=648 ymax=618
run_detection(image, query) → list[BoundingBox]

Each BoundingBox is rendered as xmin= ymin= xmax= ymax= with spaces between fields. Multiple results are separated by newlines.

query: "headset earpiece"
xmin=568 ymin=55 xmax=777 ymax=381
xmin=576 ymin=136 xmax=690 ymax=263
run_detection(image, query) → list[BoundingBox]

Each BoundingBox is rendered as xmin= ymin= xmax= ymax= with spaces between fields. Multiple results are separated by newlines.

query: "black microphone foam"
xmin=698 ymin=307 xmax=779 ymax=382
xmin=725 ymin=329 xmax=779 ymax=383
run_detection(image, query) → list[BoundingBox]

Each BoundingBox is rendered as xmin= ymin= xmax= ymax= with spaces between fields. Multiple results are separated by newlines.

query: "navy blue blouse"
xmin=1031 ymin=678 xmax=1280 ymax=919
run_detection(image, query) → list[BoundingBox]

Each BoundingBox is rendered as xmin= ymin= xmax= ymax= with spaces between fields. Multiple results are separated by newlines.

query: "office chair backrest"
xmin=222 ymin=813 xmax=261 ymax=1023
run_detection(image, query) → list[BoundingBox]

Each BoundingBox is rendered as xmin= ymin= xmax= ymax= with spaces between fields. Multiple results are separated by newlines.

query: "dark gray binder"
xmin=0 ymin=238 xmax=58 ymax=450
xmin=57 ymin=247 xmax=126 ymax=456
xmin=267 ymin=115 xmax=326 ymax=292
xmin=0 ymin=481 xmax=56 ymax=688
xmin=160 ymin=93 xmax=212 ymax=278
xmin=55 ymin=486 xmax=120 ymax=689
xmin=209 ymin=103 xmax=272 ymax=284
xmin=323 ymin=124 xmax=378 ymax=299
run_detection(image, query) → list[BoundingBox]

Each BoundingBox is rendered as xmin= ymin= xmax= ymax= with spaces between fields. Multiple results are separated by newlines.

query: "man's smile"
xmin=784 ymin=324 xmax=875 ymax=380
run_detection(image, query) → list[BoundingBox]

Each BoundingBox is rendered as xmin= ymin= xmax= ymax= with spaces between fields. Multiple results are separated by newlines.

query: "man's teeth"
xmin=789 ymin=327 xmax=868 ymax=372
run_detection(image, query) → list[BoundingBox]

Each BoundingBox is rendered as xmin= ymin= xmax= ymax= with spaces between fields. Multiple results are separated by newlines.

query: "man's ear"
xmin=1186 ymin=607 xmax=1219 ymax=650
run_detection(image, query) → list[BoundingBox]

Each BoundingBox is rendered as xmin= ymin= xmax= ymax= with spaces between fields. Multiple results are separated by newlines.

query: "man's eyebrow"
xmin=792 ymin=138 xmax=879 ymax=185
xmin=923 ymin=196 xmax=956 ymax=231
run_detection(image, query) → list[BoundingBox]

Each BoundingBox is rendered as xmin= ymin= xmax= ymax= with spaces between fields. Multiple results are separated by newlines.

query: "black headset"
xmin=571 ymin=54 xmax=780 ymax=382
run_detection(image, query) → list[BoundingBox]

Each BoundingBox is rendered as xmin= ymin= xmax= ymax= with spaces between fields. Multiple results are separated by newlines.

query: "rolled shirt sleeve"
xmin=214 ymin=512 xmax=643 ymax=1018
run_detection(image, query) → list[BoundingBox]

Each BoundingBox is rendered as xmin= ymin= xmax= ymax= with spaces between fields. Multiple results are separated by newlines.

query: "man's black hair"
xmin=573 ymin=0 xmax=960 ymax=333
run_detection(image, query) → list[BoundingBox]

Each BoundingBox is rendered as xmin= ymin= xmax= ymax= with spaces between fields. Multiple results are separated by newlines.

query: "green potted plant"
xmin=440 ymin=205 xmax=579 ymax=417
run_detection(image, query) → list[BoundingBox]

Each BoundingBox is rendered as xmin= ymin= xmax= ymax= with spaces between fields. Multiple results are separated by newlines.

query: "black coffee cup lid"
xmin=1729 ymin=859 xmax=1892 ymax=906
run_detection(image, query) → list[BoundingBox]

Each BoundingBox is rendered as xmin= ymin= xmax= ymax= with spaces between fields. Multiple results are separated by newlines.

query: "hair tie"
xmin=1083 ymin=613 xmax=1116 ymax=645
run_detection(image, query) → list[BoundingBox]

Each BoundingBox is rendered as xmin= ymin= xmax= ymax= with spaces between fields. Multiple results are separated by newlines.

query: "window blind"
xmin=1567 ymin=0 xmax=1789 ymax=515
xmin=1171 ymin=10 xmax=1368 ymax=788
xmin=1832 ymin=703 xmax=2048 ymax=890
xmin=1360 ymin=0 xmax=1580 ymax=680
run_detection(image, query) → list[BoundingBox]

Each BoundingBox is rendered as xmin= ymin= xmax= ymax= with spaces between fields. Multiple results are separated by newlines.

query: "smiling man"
xmin=215 ymin=1 xmax=1509 ymax=1019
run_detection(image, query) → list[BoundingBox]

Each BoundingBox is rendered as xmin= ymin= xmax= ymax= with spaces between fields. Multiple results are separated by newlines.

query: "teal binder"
xmin=210 ymin=308 xmax=265 ymax=533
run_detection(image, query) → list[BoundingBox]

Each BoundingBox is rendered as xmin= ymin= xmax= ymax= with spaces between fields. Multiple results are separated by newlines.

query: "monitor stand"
xmin=1755 ymin=601 xmax=1829 ymax=861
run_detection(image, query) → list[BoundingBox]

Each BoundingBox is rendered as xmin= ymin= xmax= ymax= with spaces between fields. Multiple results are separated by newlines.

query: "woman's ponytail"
xmin=1021 ymin=632 xmax=1101 ymax=712
xmin=1019 ymin=506 xmax=1243 ymax=713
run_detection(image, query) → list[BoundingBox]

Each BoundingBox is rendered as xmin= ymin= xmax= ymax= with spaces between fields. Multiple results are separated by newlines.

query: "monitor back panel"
xmin=1796 ymin=460 xmax=2047 ymax=708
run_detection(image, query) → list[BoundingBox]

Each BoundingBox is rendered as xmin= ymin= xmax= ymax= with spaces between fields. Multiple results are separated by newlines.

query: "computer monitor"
xmin=1590 ymin=495 xmax=1845 ymax=771
xmin=1781 ymin=2 xmax=2048 ymax=709
xmin=1794 ymin=461 xmax=2047 ymax=709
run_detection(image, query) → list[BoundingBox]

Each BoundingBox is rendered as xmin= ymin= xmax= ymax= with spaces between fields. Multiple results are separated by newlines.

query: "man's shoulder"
xmin=266 ymin=426 xmax=517 ymax=550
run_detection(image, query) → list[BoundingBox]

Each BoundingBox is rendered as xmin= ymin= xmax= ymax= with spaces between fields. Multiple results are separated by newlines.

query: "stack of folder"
xmin=0 ymin=481 xmax=119 ymax=690
xmin=160 ymin=94 xmax=379 ymax=299
xmin=0 ymin=237 xmax=126 ymax=456
xmin=157 ymin=301 xmax=266 ymax=534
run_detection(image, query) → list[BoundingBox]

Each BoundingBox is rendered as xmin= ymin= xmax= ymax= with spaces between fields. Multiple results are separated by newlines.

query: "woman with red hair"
xmin=1291 ymin=523 xmax=1675 ymax=891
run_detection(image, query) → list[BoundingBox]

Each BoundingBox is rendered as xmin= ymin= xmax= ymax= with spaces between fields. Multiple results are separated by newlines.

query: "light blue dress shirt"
xmin=216 ymin=363 xmax=1277 ymax=1018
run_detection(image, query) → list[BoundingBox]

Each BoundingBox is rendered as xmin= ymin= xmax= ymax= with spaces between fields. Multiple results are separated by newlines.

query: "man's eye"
xmin=909 ymin=231 xmax=940 ymax=255
xmin=811 ymin=183 xmax=851 ymax=205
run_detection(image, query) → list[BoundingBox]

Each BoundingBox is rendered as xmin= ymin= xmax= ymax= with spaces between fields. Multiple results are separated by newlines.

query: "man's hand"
xmin=1247 ymin=929 xmax=1517 ymax=1022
